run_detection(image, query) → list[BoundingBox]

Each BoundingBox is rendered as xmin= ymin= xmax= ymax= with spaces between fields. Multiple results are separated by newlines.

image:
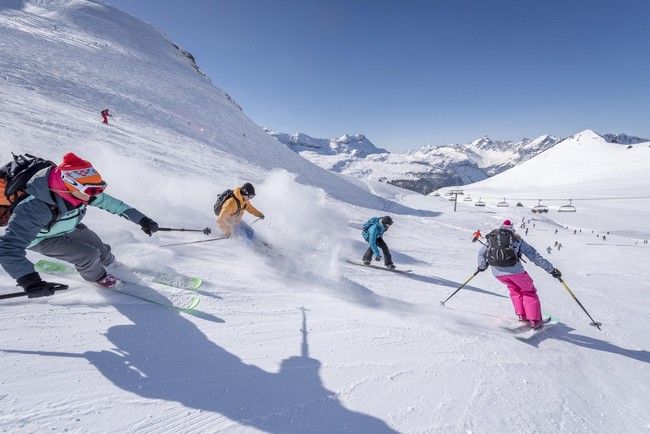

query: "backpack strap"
xmin=229 ymin=195 xmax=241 ymax=216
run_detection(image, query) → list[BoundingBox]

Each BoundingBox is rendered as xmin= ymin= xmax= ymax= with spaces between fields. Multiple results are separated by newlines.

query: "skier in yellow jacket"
xmin=217 ymin=182 xmax=264 ymax=240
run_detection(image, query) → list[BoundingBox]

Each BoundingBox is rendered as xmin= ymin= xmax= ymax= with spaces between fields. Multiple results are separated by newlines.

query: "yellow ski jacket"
xmin=216 ymin=187 xmax=263 ymax=236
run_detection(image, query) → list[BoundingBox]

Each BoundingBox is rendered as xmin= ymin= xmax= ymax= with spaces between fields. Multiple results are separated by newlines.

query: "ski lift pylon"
xmin=558 ymin=199 xmax=577 ymax=213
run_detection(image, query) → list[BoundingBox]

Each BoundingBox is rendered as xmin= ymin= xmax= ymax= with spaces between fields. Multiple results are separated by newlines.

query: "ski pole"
xmin=158 ymin=227 xmax=212 ymax=235
xmin=440 ymin=270 xmax=480 ymax=306
xmin=557 ymin=277 xmax=602 ymax=330
xmin=0 ymin=283 xmax=69 ymax=300
xmin=160 ymin=236 xmax=228 ymax=247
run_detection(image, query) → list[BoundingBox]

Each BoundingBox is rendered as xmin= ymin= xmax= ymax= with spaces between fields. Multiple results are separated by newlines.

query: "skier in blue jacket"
xmin=361 ymin=216 xmax=395 ymax=269
xmin=0 ymin=152 xmax=159 ymax=298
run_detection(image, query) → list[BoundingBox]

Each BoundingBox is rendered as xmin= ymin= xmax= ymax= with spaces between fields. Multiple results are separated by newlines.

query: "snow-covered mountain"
xmin=270 ymin=130 xmax=561 ymax=194
xmin=271 ymin=130 xmax=649 ymax=195
xmin=600 ymin=132 xmax=649 ymax=144
xmin=2 ymin=2 xmax=650 ymax=433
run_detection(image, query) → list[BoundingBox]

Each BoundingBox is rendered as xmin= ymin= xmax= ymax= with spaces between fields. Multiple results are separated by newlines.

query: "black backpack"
xmin=213 ymin=189 xmax=240 ymax=216
xmin=0 ymin=153 xmax=56 ymax=226
xmin=486 ymin=229 xmax=519 ymax=267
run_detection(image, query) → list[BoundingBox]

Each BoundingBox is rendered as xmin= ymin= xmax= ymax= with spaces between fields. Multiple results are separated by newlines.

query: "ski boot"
xmin=529 ymin=319 xmax=544 ymax=330
xmin=96 ymin=272 xmax=119 ymax=289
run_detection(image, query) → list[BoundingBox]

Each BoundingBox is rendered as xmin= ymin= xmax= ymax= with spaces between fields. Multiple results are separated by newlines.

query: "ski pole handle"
xmin=0 ymin=284 xmax=69 ymax=300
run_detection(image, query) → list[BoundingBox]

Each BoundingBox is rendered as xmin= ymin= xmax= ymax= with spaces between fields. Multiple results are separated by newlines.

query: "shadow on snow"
xmin=3 ymin=304 xmax=398 ymax=433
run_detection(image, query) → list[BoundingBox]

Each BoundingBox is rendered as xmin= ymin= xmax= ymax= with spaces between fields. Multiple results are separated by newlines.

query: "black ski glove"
xmin=17 ymin=272 xmax=58 ymax=298
xmin=550 ymin=268 xmax=562 ymax=278
xmin=139 ymin=216 xmax=159 ymax=236
xmin=259 ymin=213 xmax=265 ymax=220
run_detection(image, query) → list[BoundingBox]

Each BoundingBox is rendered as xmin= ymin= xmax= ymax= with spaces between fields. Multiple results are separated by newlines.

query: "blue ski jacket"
xmin=362 ymin=218 xmax=388 ymax=257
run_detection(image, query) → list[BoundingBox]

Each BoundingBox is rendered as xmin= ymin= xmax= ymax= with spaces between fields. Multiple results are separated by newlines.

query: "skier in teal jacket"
xmin=0 ymin=152 xmax=159 ymax=298
xmin=361 ymin=216 xmax=395 ymax=269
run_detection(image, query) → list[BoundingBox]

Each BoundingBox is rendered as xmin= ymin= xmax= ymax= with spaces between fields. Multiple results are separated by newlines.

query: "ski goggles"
xmin=61 ymin=173 xmax=107 ymax=196
xmin=243 ymin=193 xmax=255 ymax=199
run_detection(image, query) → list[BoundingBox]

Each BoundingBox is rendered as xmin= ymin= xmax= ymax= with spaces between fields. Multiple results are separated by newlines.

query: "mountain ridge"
xmin=269 ymin=129 xmax=648 ymax=194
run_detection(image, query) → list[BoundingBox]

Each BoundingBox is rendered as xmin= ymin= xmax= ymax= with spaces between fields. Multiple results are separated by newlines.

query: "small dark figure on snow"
xmin=0 ymin=153 xmax=159 ymax=297
xmin=362 ymin=216 xmax=395 ymax=269
xmin=471 ymin=230 xmax=482 ymax=243
xmin=101 ymin=108 xmax=112 ymax=124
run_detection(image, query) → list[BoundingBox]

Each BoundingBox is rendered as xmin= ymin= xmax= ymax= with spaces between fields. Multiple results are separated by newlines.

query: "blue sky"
xmin=105 ymin=0 xmax=650 ymax=151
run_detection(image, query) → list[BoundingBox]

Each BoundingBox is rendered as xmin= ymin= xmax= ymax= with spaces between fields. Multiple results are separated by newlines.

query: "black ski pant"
xmin=362 ymin=237 xmax=393 ymax=266
xmin=29 ymin=224 xmax=115 ymax=282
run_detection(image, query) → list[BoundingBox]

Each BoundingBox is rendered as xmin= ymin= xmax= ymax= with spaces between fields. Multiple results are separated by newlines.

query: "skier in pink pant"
xmin=477 ymin=220 xmax=562 ymax=330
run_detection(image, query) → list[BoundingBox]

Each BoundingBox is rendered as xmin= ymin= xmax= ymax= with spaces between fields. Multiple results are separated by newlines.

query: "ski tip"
xmin=181 ymin=297 xmax=201 ymax=311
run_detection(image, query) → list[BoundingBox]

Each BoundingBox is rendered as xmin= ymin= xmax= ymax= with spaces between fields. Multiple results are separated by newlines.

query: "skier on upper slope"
xmin=361 ymin=215 xmax=396 ymax=269
xmin=476 ymin=219 xmax=561 ymax=330
xmin=0 ymin=152 xmax=159 ymax=297
xmin=100 ymin=108 xmax=112 ymax=124
xmin=216 ymin=182 xmax=264 ymax=240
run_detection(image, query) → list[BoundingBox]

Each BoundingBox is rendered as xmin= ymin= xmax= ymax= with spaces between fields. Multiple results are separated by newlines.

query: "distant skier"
xmin=477 ymin=220 xmax=561 ymax=330
xmin=471 ymin=230 xmax=482 ymax=243
xmin=361 ymin=216 xmax=395 ymax=269
xmin=0 ymin=152 xmax=159 ymax=297
xmin=216 ymin=182 xmax=264 ymax=240
xmin=100 ymin=108 xmax=112 ymax=124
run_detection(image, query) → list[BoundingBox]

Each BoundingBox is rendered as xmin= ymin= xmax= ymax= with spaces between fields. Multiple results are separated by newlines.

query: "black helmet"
xmin=381 ymin=216 xmax=393 ymax=227
xmin=241 ymin=182 xmax=255 ymax=197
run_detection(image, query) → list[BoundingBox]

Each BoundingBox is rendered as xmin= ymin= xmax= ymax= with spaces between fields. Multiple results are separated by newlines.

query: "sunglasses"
xmin=62 ymin=173 xmax=107 ymax=196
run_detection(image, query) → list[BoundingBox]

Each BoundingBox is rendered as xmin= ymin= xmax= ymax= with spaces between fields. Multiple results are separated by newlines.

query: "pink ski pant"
xmin=496 ymin=271 xmax=542 ymax=321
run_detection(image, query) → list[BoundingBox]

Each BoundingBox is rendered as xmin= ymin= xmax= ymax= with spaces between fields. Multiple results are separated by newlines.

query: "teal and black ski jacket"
xmin=362 ymin=218 xmax=388 ymax=257
xmin=0 ymin=168 xmax=146 ymax=280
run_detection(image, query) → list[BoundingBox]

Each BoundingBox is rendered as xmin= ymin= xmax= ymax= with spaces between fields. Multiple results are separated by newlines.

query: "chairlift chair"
xmin=475 ymin=198 xmax=486 ymax=207
xmin=464 ymin=195 xmax=472 ymax=202
xmin=497 ymin=198 xmax=509 ymax=207
xmin=558 ymin=199 xmax=577 ymax=213
xmin=433 ymin=191 xmax=441 ymax=197
xmin=532 ymin=200 xmax=549 ymax=213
